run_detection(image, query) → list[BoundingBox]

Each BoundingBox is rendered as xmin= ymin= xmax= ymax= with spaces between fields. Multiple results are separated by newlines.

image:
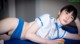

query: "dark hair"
xmin=60 ymin=5 xmax=77 ymax=21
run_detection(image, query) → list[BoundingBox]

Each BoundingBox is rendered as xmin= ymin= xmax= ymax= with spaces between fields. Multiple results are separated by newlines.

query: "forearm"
xmin=70 ymin=34 xmax=80 ymax=40
xmin=74 ymin=34 xmax=80 ymax=40
xmin=64 ymin=32 xmax=80 ymax=40
xmin=25 ymin=33 xmax=53 ymax=44
xmin=75 ymin=18 xmax=80 ymax=35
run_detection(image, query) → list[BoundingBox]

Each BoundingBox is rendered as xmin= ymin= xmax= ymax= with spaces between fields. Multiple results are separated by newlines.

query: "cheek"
xmin=59 ymin=15 xmax=64 ymax=19
xmin=68 ymin=19 xmax=73 ymax=23
xmin=60 ymin=14 xmax=65 ymax=17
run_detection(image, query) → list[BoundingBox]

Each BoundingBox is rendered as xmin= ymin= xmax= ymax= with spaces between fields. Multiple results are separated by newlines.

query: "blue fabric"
xmin=62 ymin=26 xmax=78 ymax=34
xmin=62 ymin=26 xmax=80 ymax=44
xmin=55 ymin=22 xmax=59 ymax=38
xmin=55 ymin=21 xmax=66 ymax=39
xmin=10 ymin=18 xmax=24 ymax=39
xmin=5 ymin=21 xmax=80 ymax=44
xmin=38 ymin=17 xmax=43 ymax=26
xmin=5 ymin=39 xmax=38 ymax=44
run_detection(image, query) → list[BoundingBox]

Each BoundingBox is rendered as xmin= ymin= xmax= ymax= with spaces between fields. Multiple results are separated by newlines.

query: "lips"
xmin=63 ymin=19 xmax=67 ymax=23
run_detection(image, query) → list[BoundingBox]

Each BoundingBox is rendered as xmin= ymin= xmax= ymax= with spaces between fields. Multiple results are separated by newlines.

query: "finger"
xmin=57 ymin=40 xmax=64 ymax=44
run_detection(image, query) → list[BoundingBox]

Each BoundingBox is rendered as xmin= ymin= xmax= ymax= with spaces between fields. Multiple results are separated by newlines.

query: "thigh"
xmin=0 ymin=34 xmax=10 ymax=40
xmin=0 ymin=18 xmax=19 ymax=34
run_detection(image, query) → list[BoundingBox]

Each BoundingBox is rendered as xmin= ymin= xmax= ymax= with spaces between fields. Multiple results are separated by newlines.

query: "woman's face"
xmin=58 ymin=10 xmax=74 ymax=25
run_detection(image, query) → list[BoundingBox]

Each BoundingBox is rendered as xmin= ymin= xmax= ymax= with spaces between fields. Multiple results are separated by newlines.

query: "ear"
xmin=58 ymin=11 xmax=60 ymax=15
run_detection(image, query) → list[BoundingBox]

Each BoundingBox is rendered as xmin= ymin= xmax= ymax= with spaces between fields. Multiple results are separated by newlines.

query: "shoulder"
xmin=39 ymin=13 xmax=51 ymax=19
xmin=35 ymin=14 xmax=53 ymax=27
xmin=38 ymin=13 xmax=55 ymax=21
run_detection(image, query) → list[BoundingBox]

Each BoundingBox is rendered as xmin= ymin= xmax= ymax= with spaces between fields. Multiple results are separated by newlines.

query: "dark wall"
xmin=0 ymin=0 xmax=9 ymax=20
xmin=15 ymin=0 xmax=36 ymax=22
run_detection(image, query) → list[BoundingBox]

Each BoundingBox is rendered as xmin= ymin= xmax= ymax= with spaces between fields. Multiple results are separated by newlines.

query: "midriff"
xmin=21 ymin=22 xmax=30 ymax=40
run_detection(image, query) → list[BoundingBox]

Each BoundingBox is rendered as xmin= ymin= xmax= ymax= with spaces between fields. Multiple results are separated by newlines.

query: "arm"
xmin=25 ymin=21 xmax=63 ymax=44
xmin=64 ymin=18 xmax=80 ymax=40
xmin=64 ymin=32 xmax=80 ymax=40
xmin=75 ymin=18 xmax=80 ymax=36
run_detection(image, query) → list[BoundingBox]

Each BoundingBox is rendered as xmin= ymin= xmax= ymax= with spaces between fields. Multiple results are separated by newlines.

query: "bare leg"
xmin=0 ymin=34 xmax=10 ymax=40
xmin=0 ymin=18 xmax=19 ymax=34
xmin=0 ymin=18 xmax=19 ymax=40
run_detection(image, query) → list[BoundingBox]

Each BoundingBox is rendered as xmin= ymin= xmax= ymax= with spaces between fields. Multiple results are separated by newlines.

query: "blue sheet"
xmin=5 ymin=25 xmax=80 ymax=44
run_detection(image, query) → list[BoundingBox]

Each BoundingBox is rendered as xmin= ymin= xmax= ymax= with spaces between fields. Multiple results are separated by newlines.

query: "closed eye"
xmin=71 ymin=16 xmax=74 ymax=19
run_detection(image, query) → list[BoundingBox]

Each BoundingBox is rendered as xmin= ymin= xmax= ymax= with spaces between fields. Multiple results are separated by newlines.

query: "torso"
xmin=7 ymin=14 xmax=66 ymax=40
xmin=8 ymin=21 xmax=30 ymax=40
xmin=20 ymin=22 xmax=30 ymax=39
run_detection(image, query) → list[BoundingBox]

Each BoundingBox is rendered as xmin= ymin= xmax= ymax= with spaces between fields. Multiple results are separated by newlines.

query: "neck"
xmin=57 ymin=18 xmax=63 ymax=26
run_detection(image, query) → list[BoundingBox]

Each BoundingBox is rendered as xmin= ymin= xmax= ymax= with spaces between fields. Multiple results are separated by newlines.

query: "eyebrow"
xmin=65 ymin=11 xmax=74 ymax=19
xmin=70 ymin=15 xmax=74 ymax=19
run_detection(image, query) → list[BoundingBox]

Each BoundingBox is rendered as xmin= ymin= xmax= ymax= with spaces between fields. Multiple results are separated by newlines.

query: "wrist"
xmin=46 ymin=40 xmax=58 ymax=44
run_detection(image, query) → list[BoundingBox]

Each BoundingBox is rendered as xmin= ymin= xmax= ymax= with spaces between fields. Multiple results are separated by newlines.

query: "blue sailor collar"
xmin=54 ymin=19 xmax=62 ymax=28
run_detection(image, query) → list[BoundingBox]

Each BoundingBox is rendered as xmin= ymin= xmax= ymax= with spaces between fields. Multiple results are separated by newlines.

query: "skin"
xmin=24 ymin=10 xmax=80 ymax=43
xmin=0 ymin=10 xmax=80 ymax=44
xmin=57 ymin=10 xmax=74 ymax=25
xmin=0 ymin=18 xmax=63 ymax=44
xmin=75 ymin=18 xmax=80 ymax=36
xmin=57 ymin=10 xmax=80 ymax=40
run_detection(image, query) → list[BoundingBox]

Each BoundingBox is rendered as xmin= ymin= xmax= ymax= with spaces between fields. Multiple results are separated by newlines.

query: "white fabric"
xmin=31 ymin=14 xmax=67 ymax=40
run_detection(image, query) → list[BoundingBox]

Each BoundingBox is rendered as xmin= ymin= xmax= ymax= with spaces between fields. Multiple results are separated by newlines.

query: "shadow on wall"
xmin=0 ymin=0 xmax=9 ymax=20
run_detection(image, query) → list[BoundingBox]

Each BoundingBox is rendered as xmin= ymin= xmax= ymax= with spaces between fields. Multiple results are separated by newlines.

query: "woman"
xmin=0 ymin=5 xmax=80 ymax=44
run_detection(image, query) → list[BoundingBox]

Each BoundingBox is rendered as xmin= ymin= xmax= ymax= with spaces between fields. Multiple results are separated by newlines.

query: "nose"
xmin=66 ymin=16 xmax=69 ymax=20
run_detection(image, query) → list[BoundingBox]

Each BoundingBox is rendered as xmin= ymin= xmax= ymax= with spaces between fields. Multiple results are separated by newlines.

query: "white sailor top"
xmin=30 ymin=14 xmax=67 ymax=40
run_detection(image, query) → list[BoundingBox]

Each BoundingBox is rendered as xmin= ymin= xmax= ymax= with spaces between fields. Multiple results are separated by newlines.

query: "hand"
xmin=41 ymin=39 xmax=65 ymax=44
xmin=55 ymin=39 xmax=65 ymax=44
xmin=75 ymin=17 xmax=80 ymax=23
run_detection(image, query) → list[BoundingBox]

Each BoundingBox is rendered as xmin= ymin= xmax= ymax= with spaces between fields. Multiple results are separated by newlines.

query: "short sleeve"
xmin=59 ymin=28 xmax=68 ymax=38
xmin=35 ymin=14 xmax=51 ymax=27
